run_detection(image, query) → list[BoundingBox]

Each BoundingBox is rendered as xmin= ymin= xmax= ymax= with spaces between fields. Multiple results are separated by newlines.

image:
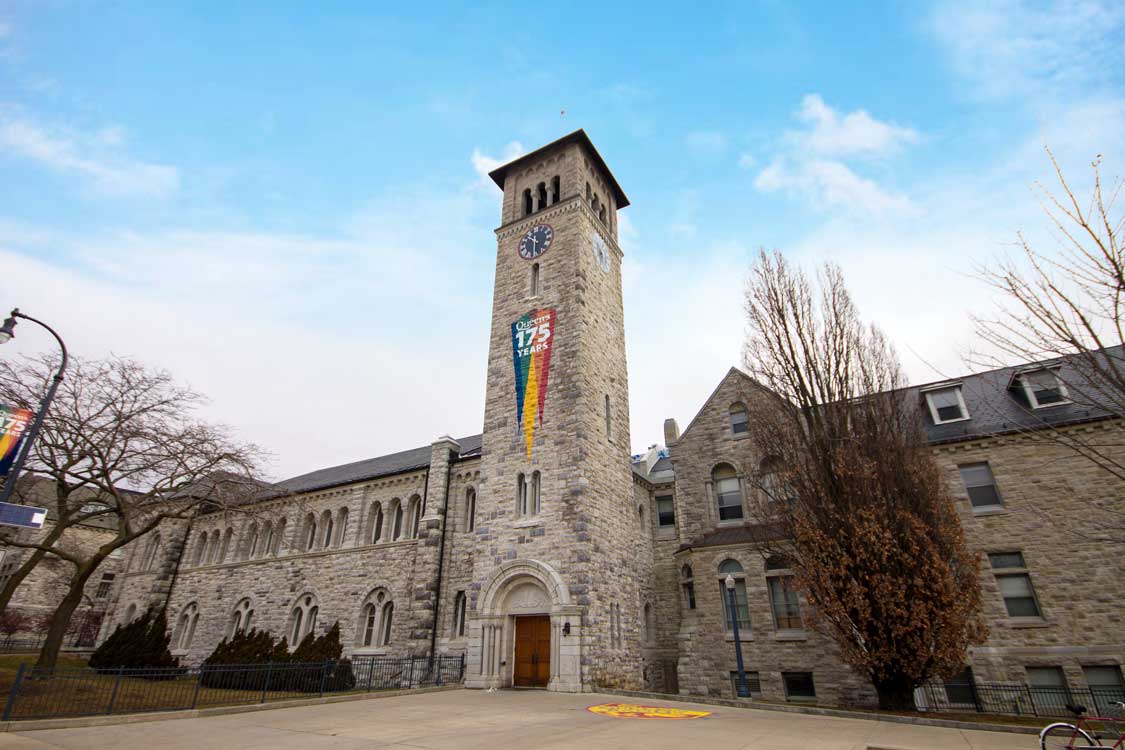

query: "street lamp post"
xmin=726 ymin=573 xmax=751 ymax=698
xmin=0 ymin=308 xmax=69 ymax=505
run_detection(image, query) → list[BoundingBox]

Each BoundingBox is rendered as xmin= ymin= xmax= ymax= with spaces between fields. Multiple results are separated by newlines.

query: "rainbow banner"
xmin=0 ymin=405 xmax=33 ymax=478
xmin=511 ymin=308 xmax=556 ymax=458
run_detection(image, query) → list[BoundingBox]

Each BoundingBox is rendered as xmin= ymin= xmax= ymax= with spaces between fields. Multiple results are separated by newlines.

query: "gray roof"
xmin=915 ymin=348 xmax=1122 ymax=445
xmin=276 ymin=434 xmax=483 ymax=495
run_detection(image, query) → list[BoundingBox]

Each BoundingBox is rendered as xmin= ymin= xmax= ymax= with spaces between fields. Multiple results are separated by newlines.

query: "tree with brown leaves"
xmin=0 ymin=354 xmax=264 ymax=671
xmin=742 ymin=250 xmax=987 ymax=710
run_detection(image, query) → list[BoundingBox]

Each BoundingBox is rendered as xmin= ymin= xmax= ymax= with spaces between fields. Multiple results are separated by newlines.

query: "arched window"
xmin=368 ymin=501 xmax=384 ymax=544
xmin=175 ymin=603 xmax=199 ymax=650
xmin=303 ymin=513 xmax=317 ymax=551
xmin=141 ymin=533 xmax=161 ymax=572
xmin=243 ymin=522 xmax=259 ymax=562
xmin=124 ymin=603 xmax=137 ymax=624
xmin=272 ymin=518 xmax=286 ymax=556
xmin=379 ymin=602 xmax=394 ymax=646
xmin=729 ymin=403 xmax=749 ymax=435
xmin=191 ymin=533 xmax=208 ymax=567
xmin=537 ymin=182 xmax=547 ymax=211
xmin=206 ymin=530 xmax=221 ymax=564
xmin=407 ymin=495 xmax=422 ymax=539
xmin=550 ymin=175 xmax=560 ymax=205
xmin=336 ymin=507 xmax=349 ymax=547
xmin=530 ymin=262 xmax=540 ymax=296
xmin=718 ymin=559 xmax=750 ymax=633
xmin=681 ymin=565 xmax=696 ymax=610
xmin=517 ymin=472 xmax=541 ymax=516
xmin=320 ymin=509 xmax=334 ymax=549
xmin=229 ymin=598 xmax=254 ymax=638
xmin=391 ymin=500 xmax=404 ymax=541
xmin=599 ymin=205 xmax=607 ymax=224
xmin=465 ymin=488 xmax=476 ymax=533
xmin=260 ymin=521 xmax=273 ymax=559
xmin=452 ymin=591 xmax=467 ymax=637
xmin=219 ymin=527 xmax=233 ymax=563
xmin=638 ymin=504 xmax=646 ymax=529
xmin=605 ymin=394 xmax=612 ymax=439
xmin=357 ymin=589 xmax=394 ymax=647
xmin=289 ymin=594 xmax=319 ymax=646
xmin=712 ymin=464 xmax=744 ymax=521
xmin=523 ymin=188 xmax=533 ymax=216
xmin=585 ymin=181 xmax=591 ymax=201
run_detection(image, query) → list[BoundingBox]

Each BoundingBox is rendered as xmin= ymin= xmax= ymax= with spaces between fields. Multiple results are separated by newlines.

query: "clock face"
xmin=592 ymin=232 xmax=611 ymax=274
xmin=518 ymin=223 xmax=554 ymax=260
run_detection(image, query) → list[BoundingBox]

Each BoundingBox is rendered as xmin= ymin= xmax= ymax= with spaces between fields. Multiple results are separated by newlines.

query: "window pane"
xmin=959 ymin=463 xmax=994 ymax=488
xmin=998 ymin=574 xmax=1040 ymax=617
xmin=730 ymin=671 xmax=761 ymax=697
xmin=967 ymin=485 xmax=1002 ymax=508
xmin=1027 ymin=667 xmax=1066 ymax=687
xmin=768 ymin=576 xmax=802 ymax=629
xmin=1085 ymin=666 xmax=1125 ymax=688
xmin=930 ymin=388 xmax=965 ymax=421
xmin=730 ymin=408 xmax=749 ymax=434
xmin=988 ymin=552 xmax=1025 ymax=569
xmin=719 ymin=559 xmax=744 ymax=575
xmin=1025 ymin=370 xmax=1065 ymax=404
xmin=656 ymin=496 xmax=675 ymax=526
xmin=783 ymin=672 xmax=816 ymax=699
xmin=716 ymin=478 xmax=743 ymax=520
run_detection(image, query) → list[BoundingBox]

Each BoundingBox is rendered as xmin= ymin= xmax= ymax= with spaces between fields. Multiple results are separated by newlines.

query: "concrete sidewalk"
xmin=0 ymin=689 xmax=1034 ymax=749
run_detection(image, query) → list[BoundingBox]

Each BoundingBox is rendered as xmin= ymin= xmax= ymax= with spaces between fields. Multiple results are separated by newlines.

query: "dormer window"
xmin=922 ymin=384 xmax=969 ymax=424
xmin=1019 ymin=368 xmax=1069 ymax=408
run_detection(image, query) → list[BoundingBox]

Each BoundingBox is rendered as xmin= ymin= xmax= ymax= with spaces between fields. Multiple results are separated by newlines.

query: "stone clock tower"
xmin=464 ymin=131 xmax=640 ymax=692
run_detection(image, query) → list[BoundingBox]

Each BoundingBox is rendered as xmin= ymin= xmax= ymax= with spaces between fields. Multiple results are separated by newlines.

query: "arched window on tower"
xmin=599 ymin=205 xmax=607 ymax=224
xmin=242 ymin=522 xmax=258 ymax=562
xmin=551 ymin=175 xmax=560 ymax=204
xmin=586 ymin=181 xmax=591 ymax=202
xmin=523 ymin=189 xmax=533 ymax=216
xmin=537 ymin=182 xmax=547 ymax=211
xmin=465 ymin=488 xmax=476 ymax=532
xmin=219 ymin=527 xmax=233 ymax=562
xmin=530 ymin=263 xmax=540 ymax=297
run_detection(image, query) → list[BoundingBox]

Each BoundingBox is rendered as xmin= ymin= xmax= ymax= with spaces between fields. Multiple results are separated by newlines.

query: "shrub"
xmin=88 ymin=607 xmax=179 ymax=673
xmin=198 ymin=622 xmax=353 ymax=693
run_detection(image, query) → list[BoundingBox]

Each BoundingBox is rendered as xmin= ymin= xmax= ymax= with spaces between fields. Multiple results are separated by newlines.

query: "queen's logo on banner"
xmin=0 ymin=405 xmax=33 ymax=478
xmin=511 ymin=308 xmax=556 ymax=458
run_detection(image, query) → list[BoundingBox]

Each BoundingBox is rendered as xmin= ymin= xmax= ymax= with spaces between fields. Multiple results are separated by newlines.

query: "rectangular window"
xmin=925 ymin=385 xmax=969 ymax=423
xmin=782 ymin=672 xmax=816 ymax=700
xmin=95 ymin=572 xmax=116 ymax=600
xmin=1027 ymin=666 xmax=1070 ymax=715
xmin=767 ymin=576 xmax=802 ymax=630
xmin=720 ymin=580 xmax=751 ymax=633
xmin=944 ymin=667 xmax=976 ymax=706
xmin=729 ymin=670 xmax=762 ymax=697
xmin=656 ymin=495 xmax=675 ymax=527
xmin=959 ymin=463 xmax=1004 ymax=510
xmin=730 ymin=408 xmax=749 ymax=435
xmin=989 ymin=552 xmax=1042 ymax=618
xmin=1084 ymin=666 xmax=1125 ymax=714
xmin=1021 ymin=368 xmax=1069 ymax=408
xmin=715 ymin=477 xmax=744 ymax=521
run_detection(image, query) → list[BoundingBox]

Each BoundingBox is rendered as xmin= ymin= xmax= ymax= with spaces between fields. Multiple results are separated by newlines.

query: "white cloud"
xmin=685 ymin=130 xmax=728 ymax=156
xmin=930 ymin=0 xmax=1124 ymax=102
xmin=753 ymin=95 xmax=919 ymax=217
xmin=0 ymin=117 xmax=179 ymax=197
xmin=470 ymin=140 xmax=525 ymax=182
xmin=737 ymin=152 xmax=756 ymax=169
xmin=793 ymin=94 xmax=918 ymax=158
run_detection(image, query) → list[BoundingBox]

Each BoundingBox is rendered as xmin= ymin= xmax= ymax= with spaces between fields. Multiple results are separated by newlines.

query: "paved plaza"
xmin=0 ymin=689 xmax=1032 ymax=750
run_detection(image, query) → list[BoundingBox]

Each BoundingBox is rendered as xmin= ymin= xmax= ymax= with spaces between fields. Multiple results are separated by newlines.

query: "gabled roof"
xmin=488 ymin=129 xmax=630 ymax=209
xmin=277 ymin=434 xmax=483 ymax=496
xmin=673 ymin=367 xmax=758 ymax=446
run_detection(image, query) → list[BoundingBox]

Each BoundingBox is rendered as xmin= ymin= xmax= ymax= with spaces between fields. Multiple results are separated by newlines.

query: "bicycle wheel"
xmin=1040 ymin=722 xmax=1098 ymax=749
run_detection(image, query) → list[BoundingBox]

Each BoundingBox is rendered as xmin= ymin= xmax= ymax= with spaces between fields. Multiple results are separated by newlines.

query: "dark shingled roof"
xmin=487 ymin=129 xmax=630 ymax=209
xmin=677 ymin=522 xmax=786 ymax=553
xmin=276 ymin=434 xmax=483 ymax=495
xmin=915 ymin=347 xmax=1123 ymax=445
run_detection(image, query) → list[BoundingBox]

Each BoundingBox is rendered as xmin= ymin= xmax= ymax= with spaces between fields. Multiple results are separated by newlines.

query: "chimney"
xmin=663 ymin=418 xmax=680 ymax=446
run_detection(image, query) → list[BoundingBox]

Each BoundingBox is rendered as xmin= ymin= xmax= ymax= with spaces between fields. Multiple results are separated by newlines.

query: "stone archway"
xmin=466 ymin=559 xmax=584 ymax=692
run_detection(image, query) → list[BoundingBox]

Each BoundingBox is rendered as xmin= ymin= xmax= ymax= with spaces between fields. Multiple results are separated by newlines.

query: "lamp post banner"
xmin=0 ymin=406 xmax=33 ymax=477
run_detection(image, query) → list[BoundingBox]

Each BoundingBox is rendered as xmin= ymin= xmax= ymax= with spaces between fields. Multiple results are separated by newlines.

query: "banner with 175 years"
xmin=0 ymin=405 xmax=33 ymax=477
xmin=511 ymin=308 xmax=556 ymax=458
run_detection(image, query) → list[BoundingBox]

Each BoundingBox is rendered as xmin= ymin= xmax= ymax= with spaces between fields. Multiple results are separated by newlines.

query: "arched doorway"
xmin=466 ymin=559 xmax=584 ymax=692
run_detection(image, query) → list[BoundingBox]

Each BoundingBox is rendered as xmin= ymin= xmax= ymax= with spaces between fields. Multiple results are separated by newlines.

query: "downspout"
xmin=428 ymin=452 xmax=454 ymax=669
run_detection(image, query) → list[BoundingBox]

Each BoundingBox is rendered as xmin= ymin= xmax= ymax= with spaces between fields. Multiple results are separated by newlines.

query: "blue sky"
xmin=1 ymin=1 xmax=1122 ymax=478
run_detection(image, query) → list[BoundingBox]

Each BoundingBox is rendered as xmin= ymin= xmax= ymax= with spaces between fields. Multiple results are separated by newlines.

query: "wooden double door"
xmin=513 ymin=615 xmax=551 ymax=687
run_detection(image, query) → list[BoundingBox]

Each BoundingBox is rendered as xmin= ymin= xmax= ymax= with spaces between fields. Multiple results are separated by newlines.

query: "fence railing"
xmin=1 ymin=654 xmax=464 ymax=721
xmin=915 ymin=680 xmax=1125 ymax=718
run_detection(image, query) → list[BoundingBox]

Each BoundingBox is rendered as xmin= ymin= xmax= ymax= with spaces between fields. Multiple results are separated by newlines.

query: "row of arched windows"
xmin=168 ymin=589 xmax=397 ymax=653
xmin=585 ymin=181 xmax=609 ymax=225
xmin=522 ymin=176 xmax=561 ymax=216
xmin=186 ymin=487 xmax=487 ymax=570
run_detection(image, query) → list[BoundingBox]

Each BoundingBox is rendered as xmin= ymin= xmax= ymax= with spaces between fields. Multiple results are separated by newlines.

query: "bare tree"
xmin=742 ymin=250 xmax=986 ymax=711
xmin=0 ymin=354 xmax=264 ymax=671
xmin=973 ymin=149 xmax=1125 ymax=543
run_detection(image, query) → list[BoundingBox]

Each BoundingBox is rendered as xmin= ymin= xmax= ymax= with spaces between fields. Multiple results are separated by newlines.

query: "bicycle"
xmin=1040 ymin=702 xmax=1125 ymax=749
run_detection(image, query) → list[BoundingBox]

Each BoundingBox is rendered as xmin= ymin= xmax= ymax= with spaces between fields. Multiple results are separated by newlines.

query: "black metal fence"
xmin=915 ymin=681 xmax=1125 ymax=718
xmin=1 ymin=655 xmax=464 ymax=721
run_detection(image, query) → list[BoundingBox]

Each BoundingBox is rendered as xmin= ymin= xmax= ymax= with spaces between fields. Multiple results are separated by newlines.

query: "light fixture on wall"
xmin=562 ymin=621 xmax=571 ymax=636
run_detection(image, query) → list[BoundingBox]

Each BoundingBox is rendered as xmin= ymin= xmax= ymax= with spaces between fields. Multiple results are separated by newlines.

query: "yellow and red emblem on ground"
xmin=586 ymin=703 xmax=712 ymax=720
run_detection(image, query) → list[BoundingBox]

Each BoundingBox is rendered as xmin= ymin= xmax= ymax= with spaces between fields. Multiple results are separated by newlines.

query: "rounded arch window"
xmin=289 ymin=594 xmax=319 ymax=646
xmin=465 ymin=488 xmax=476 ymax=532
xmin=712 ymin=464 xmax=744 ymax=521
xmin=718 ymin=559 xmax=750 ymax=633
xmin=229 ymin=597 xmax=254 ymax=637
xmin=175 ymin=602 xmax=200 ymax=650
xmin=358 ymin=589 xmax=394 ymax=647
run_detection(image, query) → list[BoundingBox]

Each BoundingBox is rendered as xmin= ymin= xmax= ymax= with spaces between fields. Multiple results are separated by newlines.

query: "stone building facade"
xmin=99 ymin=131 xmax=1124 ymax=706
